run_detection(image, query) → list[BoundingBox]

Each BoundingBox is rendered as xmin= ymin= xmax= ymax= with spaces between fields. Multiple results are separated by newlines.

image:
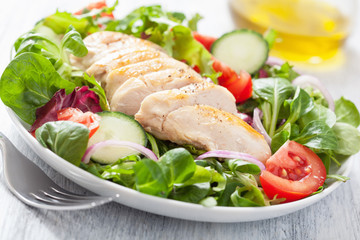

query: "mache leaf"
xmin=0 ymin=52 xmax=75 ymax=124
xmin=292 ymin=120 xmax=338 ymax=150
xmin=35 ymin=121 xmax=89 ymax=166
xmin=335 ymin=97 xmax=360 ymax=128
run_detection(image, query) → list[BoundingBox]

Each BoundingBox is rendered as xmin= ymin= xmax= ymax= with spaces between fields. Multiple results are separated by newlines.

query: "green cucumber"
xmin=88 ymin=111 xmax=147 ymax=164
xmin=211 ymin=29 xmax=269 ymax=75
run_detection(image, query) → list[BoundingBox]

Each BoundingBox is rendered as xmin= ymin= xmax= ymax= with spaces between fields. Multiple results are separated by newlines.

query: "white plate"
xmin=7 ymin=108 xmax=353 ymax=222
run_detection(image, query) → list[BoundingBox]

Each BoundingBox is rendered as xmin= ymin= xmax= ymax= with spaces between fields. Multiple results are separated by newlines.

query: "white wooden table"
xmin=1 ymin=1 xmax=360 ymax=239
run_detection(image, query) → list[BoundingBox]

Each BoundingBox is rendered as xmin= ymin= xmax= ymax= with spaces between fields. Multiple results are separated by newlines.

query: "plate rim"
xmin=6 ymin=107 xmax=354 ymax=222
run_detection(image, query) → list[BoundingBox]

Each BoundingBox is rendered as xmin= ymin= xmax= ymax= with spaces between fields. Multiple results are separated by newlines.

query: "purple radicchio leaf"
xmin=30 ymin=86 xmax=102 ymax=133
xmin=258 ymin=69 xmax=269 ymax=78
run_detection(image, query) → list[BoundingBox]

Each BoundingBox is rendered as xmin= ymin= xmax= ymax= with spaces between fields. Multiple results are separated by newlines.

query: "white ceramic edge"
xmin=6 ymin=108 xmax=354 ymax=222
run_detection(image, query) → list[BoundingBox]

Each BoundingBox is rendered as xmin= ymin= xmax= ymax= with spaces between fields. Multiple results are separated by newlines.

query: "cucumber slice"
xmin=88 ymin=111 xmax=147 ymax=164
xmin=211 ymin=29 xmax=269 ymax=75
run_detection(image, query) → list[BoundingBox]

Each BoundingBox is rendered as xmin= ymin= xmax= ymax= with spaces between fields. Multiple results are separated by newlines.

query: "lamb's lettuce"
xmin=134 ymin=158 xmax=170 ymax=197
xmin=258 ymin=62 xmax=299 ymax=81
xmin=13 ymin=25 xmax=88 ymax=80
xmin=252 ymin=77 xmax=294 ymax=137
xmin=299 ymin=104 xmax=336 ymax=128
xmin=0 ymin=52 xmax=75 ymax=124
xmin=332 ymin=122 xmax=360 ymax=155
xmin=35 ymin=121 xmax=89 ymax=166
xmin=231 ymin=185 xmax=267 ymax=207
xmin=277 ymin=87 xmax=313 ymax=132
xmin=292 ymin=120 xmax=338 ymax=150
xmin=335 ymin=97 xmax=360 ymax=127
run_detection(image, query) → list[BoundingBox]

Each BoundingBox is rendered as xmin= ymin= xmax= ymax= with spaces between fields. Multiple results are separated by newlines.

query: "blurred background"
xmin=0 ymin=1 xmax=359 ymax=239
xmin=231 ymin=0 xmax=357 ymax=66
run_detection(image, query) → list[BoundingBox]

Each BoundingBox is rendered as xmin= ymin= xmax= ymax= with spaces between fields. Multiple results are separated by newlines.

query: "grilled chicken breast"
xmin=110 ymin=68 xmax=204 ymax=115
xmin=105 ymin=57 xmax=197 ymax=100
xmin=162 ymin=105 xmax=271 ymax=163
xmin=135 ymin=81 xmax=237 ymax=139
xmin=71 ymin=31 xmax=165 ymax=70
xmin=86 ymin=47 xmax=168 ymax=84
xmin=73 ymin=31 xmax=271 ymax=162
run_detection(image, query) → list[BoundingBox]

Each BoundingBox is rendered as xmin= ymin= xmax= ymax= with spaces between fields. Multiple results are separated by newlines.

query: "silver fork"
xmin=0 ymin=132 xmax=112 ymax=210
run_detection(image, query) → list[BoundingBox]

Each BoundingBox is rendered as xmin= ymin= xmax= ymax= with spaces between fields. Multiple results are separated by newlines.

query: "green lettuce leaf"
xmin=0 ymin=52 xmax=75 ymax=124
xmin=35 ymin=121 xmax=89 ymax=166
xmin=335 ymin=97 xmax=360 ymax=127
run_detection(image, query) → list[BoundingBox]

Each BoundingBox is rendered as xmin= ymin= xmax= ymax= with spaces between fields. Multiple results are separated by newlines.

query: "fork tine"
xmin=30 ymin=192 xmax=110 ymax=209
xmin=30 ymin=192 xmax=63 ymax=205
xmin=0 ymin=133 xmax=113 ymax=210
xmin=41 ymin=189 xmax=111 ymax=203
xmin=49 ymin=187 xmax=111 ymax=200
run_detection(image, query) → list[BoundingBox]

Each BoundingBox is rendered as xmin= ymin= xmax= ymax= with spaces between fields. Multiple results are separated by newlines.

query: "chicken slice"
xmin=135 ymin=81 xmax=237 ymax=137
xmin=86 ymin=48 xmax=169 ymax=84
xmin=105 ymin=58 xmax=196 ymax=100
xmin=71 ymin=31 xmax=164 ymax=70
xmin=110 ymin=68 xmax=205 ymax=115
xmin=162 ymin=105 xmax=271 ymax=163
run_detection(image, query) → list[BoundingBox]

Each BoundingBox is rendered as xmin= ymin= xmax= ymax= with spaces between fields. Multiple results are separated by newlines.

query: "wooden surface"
xmin=1 ymin=0 xmax=360 ymax=239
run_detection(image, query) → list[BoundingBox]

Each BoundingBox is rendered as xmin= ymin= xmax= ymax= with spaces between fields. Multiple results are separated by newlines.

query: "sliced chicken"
xmin=70 ymin=31 xmax=270 ymax=162
xmin=110 ymin=68 xmax=205 ymax=115
xmin=86 ymin=47 xmax=168 ymax=84
xmin=135 ymin=82 xmax=237 ymax=138
xmin=71 ymin=31 xmax=165 ymax=70
xmin=163 ymin=105 xmax=271 ymax=163
xmin=105 ymin=58 xmax=197 ymax=101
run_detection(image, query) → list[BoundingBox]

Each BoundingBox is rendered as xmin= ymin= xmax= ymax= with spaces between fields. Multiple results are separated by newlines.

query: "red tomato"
xmin=192 ymin=32 xmax=217 ymax=52
xmin=192 ymin=32 xmax=252 ymax=102
xmin=212 ymin=58 xmax=252 ymax=102
xmin=74 ymin=0 xmax=114 ymax=18
xmin=260 ymin=141 xmax=326 ymax=203
xmin=57 ymin=108 xmax=101 ymax=138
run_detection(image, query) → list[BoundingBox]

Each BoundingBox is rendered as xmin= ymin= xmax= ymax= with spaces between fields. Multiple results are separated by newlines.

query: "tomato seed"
xmin=295 ymin=168 xmax=302 ymax=175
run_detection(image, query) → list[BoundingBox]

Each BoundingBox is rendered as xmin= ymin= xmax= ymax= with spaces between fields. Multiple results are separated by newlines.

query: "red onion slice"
xmin=292 ymin=75 xmax=335 ymax=111
xmin=196 ymin=150 xmax=265 ymax=171
xmin=253 ymin=108 xmax=272 ymax=146
xmin=266 ymin=56 xmax=285 ymax=66
xmin=236 ymin=112 xmax=253 ymax=126
xmin=82 ymin=140 xmax=158 ymax=164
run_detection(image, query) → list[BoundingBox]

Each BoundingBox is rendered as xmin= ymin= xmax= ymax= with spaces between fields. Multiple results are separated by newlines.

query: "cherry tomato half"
xmin=57 ymin=108 xmax=101 ymax=138
xmin=260 ymin=141 xmax=327 ymax=203
xmin=212 ymin=58 xmax=252 ymax=103
xmin=192 ymin=31 xmax=217 ymax=52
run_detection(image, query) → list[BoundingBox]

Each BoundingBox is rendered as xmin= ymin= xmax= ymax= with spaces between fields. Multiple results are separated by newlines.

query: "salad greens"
xmin=0 ymin=2 xmax=359 ymax=208
xmin=105 ymin=5 xmax=218 ymax=81
xmin=252 ymin=77 xmax=294 ymax=137
xmin=36 ymin=121 xmax=89 ymax=166
xmin=252 ymin=62 xmax=360 ymax=172
xmin=0 ymin=52 xmax=75 ymax=124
